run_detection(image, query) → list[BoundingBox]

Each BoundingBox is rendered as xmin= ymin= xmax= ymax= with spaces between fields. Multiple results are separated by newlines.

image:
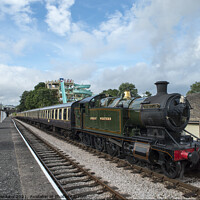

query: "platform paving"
xmin=0 ymin=117 xmax=58 ymax=199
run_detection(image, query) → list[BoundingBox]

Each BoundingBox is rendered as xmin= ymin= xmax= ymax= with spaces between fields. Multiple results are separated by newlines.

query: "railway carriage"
xmin=16 ymin=81 xmax=200 ymax=178
xmin=17 ymin=103 xmax=75 ymax=134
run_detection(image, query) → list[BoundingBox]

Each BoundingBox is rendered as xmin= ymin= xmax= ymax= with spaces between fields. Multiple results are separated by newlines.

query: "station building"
xmin=46 ymin=79 xmax=93 ymax=102
xmin=185 ymin=93 xmax=200 ymax=137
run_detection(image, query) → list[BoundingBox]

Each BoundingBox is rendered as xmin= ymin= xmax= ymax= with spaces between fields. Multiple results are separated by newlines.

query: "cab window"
xmin=108 ymin=98 xmax=121 ymax=107
xmin=129 ymin=98 xmax=145 ymax=109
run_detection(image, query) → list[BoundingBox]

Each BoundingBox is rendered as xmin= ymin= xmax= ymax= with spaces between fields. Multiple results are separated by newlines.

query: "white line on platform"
xmin=12 ymin=119 xmax=66 ymax=200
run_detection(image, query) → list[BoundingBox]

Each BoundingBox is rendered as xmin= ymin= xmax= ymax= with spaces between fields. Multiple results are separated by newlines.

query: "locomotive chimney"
xmin=155 ymin=81 xmax=169 ymax=95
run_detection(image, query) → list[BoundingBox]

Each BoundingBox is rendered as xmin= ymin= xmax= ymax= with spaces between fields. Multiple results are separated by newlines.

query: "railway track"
xmin=14 ymin=120 xmax=128 ymax=200
xmin=66 ymin=141 xmax=200 ymax=198
xmin=15 ymin=119 xmax=200 ymax=198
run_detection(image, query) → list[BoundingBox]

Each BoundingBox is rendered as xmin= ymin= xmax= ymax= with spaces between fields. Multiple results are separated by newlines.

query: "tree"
xmin=118 ymin=82 xmax=138 ymax=97
xmin=187 ymin=81 xmax=200 ymax=95
xmin=143 ymin=91 xmax=152 ymax=97
xmin=101 ymin=89 xmax=119 ymax=96
xmin=25 ymin=91 xmax=35 ymax=110
xmin=34 ymin=82 xmax=46 ymax=90
xmin=34 ymin=88 xmax=59 ymax=108
xmin=17 ymin=91 xmax=30 ymax=111
xmin=17 ymin=82 xmax=59 ymax=111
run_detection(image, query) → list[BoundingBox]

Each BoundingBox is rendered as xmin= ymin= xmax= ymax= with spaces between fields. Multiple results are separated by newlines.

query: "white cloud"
xmin=45 ymin=0 xmax=75 ymax=36
xmin=69 ymin=0 xmax=200 ymax=59
xmin=13 ymin=39 xmax=28 ymax=56
xmin=0 ymin=0 xmax=34 ymax=28
xmin=89 ymin=60 xmax=200 ymax=97
xmin=0 ymin=64 xmax=45 ymax=105
xmin=0 ymin=33 xmax=40 ymax=62
xmin=0 ymin=62 xmax=97 ymax=105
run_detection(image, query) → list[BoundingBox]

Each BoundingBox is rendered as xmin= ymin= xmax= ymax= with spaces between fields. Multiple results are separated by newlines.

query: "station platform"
xmin=0 ymin=117 xmax=58 ymax=199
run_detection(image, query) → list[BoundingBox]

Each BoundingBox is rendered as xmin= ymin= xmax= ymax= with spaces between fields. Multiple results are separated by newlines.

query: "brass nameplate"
xmin=142 ymin=104 xmax=160 ymax=109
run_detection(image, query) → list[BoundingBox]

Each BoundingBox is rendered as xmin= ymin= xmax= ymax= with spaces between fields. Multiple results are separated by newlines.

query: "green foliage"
xmin=102 ymin=89 xmax=119 ymax=96
xmin=100 ymin=82 xmax=139 ymax=97
xmin=17 ymin=91 xmax=30 ymax=111
xmin=34 ymin=88 xmax=59 ymax=108
xmin=34 ymin=82 xmax=46 ymax=90
xmin=118 ymin=82 xmax=138 ymax=97
xmin=25 ymin=91 xmax=35 ymax=110
xmin=17 ymin=82 xmax=59 ymax=111
xmin=143 ymin=91 xmax=152 ymax=97
xmin=187 ymin=81 xmax=200 ymax=95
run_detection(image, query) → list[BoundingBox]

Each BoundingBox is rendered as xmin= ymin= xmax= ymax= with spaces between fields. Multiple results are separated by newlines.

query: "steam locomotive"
xmin=16 ymin=81 xmax=200 ymax=178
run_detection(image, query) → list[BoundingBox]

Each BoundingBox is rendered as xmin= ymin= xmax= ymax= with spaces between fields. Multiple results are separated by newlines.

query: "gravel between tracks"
xmin=17 ymin=120 xmax=191 ymax=199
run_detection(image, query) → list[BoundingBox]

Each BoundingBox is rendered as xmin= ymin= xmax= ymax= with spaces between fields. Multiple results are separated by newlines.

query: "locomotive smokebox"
xmin=155 ymin=81 xmax=169 ymax=96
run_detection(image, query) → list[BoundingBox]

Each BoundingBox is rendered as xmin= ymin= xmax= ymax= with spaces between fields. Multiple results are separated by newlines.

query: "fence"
xmin=0 ymin=111 xmax=6 ymax=122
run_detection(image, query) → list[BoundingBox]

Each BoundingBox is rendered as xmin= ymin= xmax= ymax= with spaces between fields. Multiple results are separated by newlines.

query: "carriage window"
xmin=63 ymin=109 xmax=67 ymax=120
xmin=52 ymin=110 xmax=54 ymax=119
xmin=48 ymin=110 xmax=51 ymax=119
xmin=68 ymin=108 xmax=71 ymax=120
xmin=59 ymin=109 xmax=62 ymax=120
xmin=55 ymin=109 xmax=58 ymax=119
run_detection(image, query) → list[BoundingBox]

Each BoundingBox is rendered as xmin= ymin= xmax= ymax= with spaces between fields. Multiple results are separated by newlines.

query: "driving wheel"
xmin=161 ymin=156 xmax=181 ymax=178
xmin=106 ymin=140 xmax=119 ymax=157
xmin=94 ymin=137 xmax=104 ymax=151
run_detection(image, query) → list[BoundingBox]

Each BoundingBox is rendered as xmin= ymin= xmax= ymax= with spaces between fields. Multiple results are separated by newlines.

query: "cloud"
xmin=13 ymin=39 xmax=28 ymax=56
xmin=0 ymin=64 xmax=45 ymax=105
xmin=0 ymin=62 xmax=97 ymax=105
xmin=0 ymin=64 xmax=62 ymax=105
xmin=68 ymin=0 xmax=200 ymax=59
xmin=0 ymin=0 xmax=39 ymax=29
xmin=0 ymin=32 xmax=41 ymax=62
xmin=89 ymin=61 xmax=199 ymax=97
xmin=45 ymin=0 xmax=75 ymax=36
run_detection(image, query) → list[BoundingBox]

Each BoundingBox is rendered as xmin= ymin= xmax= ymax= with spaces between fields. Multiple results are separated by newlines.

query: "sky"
xmin=0 ymin=0 xmax=200 ymax=105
